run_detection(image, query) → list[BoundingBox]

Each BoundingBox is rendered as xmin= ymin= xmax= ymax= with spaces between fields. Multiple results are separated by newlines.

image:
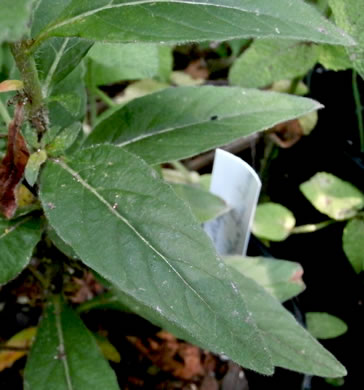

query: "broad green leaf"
xmin=40 ymin=145 xmax=274 ymax=374
xmin=342 ymin=218 xmax=364 ymax=274
xmin=31 ymin=1 xmax=92 ymax=95
xmin=0 ymin=216 xmax=42 ymax=285
xmin=318 ymin=45 xmax=352 ymax=71
xmin=0 ymin=327 xmax=36 ymax=372
xmin=48 ymin=64 xmax=87 ymax=130
xmin=24 ymin=297 xmax=119 ymax=390
xmin=171 ymin=183 xmax=229 ymax=223
xmin=0 ymin=0 xmax=34 ymax=44
xmin=252 ymin=203 xmax=296 ymax=241
xmin=330 ymin=0 xmax=364 ymax=78
xmin=300 ymin=172 xmax=364 ymax=220
xmin=46 ymin=122 xmax=82 ymax=157
xmin=306 ymin=312 xmax=348 ymax=339
xmin=85 ymin=86 xmax=323 ymax=165
xmin=95 ymin=80 xmax=170 ymax=126
xmin=25 ymin=150 xmax=48 ymax=187
xmin=224 ymin=256 xmax=305 ymax=302
xmin=46 ymin=225 xmax=78 ymax=260
xmin=229 ymin=39 xmax=319 ymax=88
xmin=87 ymin=43 xmax=172 ymax=86
xmin=34 ymin=0 xmax=354 ymax=47
xmin=228 ymin=267 xmax=347 ymax=377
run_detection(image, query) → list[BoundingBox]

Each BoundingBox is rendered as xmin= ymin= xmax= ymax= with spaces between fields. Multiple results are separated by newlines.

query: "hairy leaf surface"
xmin=34 ymin=0 xmax=354 ymax=46
xmin=40 ymin=145 xmax=273 ymax=374
xmin=0 ymin=216 xmax=42 ymax=285
xmin=228 ymin=268 xmax=347 ymax=377
xmin=85 ymin=86 xmax=323 ymax=164
xmin=24 ymin=297 xmax=119 ymax=390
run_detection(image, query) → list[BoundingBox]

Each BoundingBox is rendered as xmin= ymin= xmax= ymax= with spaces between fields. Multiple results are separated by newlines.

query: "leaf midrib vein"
xmin=54 ymin=158 xmax=213 ymax=313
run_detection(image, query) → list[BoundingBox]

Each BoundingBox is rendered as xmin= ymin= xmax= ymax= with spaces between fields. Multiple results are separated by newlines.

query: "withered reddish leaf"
xmin=0 ymin=103 xmax=29 ymax=219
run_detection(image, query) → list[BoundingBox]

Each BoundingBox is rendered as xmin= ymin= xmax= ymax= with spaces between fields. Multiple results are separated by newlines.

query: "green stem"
xmin=10 ymin=41 xmax=47 ymax=138
xmin=89 ymin=91 xmax=97 ymax=128
xmin=352 ymin=70 xmax=364 ymax=153
xmin=291 ymin=220 xmax=335 ymax=234
xmin=0 ymin=100 xmax=11 ymax=126
xmin=289 ymin=76 xmax=302 ymax=95
xmin=92 ymin=87 xmax=116 ymax=108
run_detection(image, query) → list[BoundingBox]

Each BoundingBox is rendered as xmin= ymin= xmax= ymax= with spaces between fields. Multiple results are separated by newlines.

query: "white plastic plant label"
xmin=204 ymin=149 xmax=261 ymax=255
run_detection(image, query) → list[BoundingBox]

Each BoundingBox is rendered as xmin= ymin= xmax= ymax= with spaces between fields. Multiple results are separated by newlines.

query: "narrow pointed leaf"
xmin=34 ymin=0 xmax=354 ymax=46
xmin=24 ymin=297 xmax=119 ymax=390
xmin=224 ymin=256 xmax=305 ymax=302
xmin=0 ymin=216 xmax=42 ymax=285
xmin=227 ymin=267 xmax=347 ymax=378
xmin=40 ymin=145 xmax=274 ymax=374
xmin=85 ymin=86 xmax=323 ymax=164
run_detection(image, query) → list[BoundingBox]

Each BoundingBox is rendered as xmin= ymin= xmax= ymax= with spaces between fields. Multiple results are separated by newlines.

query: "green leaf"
xmin=94 ymin=80 xmax=170 ymax=126
xmin=224 ymin=256 xmax=305 ymax=302
xmin=0 ymin=216 xmax=42 ymax=285
xmin=325 ymin=377 xmax=345 ymax=387
xmin=46 ymin=225 xmax=79 ymax=260
xmin=306 ymin=312 xmax=348 ymax=339
xmin=48 ymin=64 xmax=87 ymax=130
xmin=171 ymin=183 xmax=229 ymax=223
xmin=87 ymin=43 xmax=172 ymax=86
xmin=85 ymin=86 xmax=323 ymax=165
xmin=229 ymin=39 xmax=319 ymax=88
xmin=300 ymin=172 xmax=364 ymax=220
xmin=94 ymin=333 xmax=121 ymax=363
xmin=25 ymin=150 xmax=48 ymax=187
xmin=46 ymin=123 xmax=82 ymax=157
xmin=34 ymin=0 xmax=355 ymax=47
xmin=40 ymin=145 xmax=274 ymax=375
xmin=318 ymin=44 xmax=352 ymax=71
xmin=24 ymin=297 xmax=119 ymax=390
xmin=342 ymin=218 xmax=364 ymax=273
xmin=0 ymin=0 xmax=34 ymax=44
xmin=329 ymin=0 xmax=364 ymax=78
xmin=253 ymin=203 xmax=296 ymax=241
xmin=31 ymin=1 xmax=92 ymax=95
xmin=227 ymin=268 xmax=347 ymax=377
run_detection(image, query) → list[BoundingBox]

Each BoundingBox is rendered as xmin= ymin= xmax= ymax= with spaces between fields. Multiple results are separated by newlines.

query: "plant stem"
xmin=291 ymin=220 xmax=335 ymax=234
xmin=0 ymin=100 xmax=11 ymax=126
xmin=10 ymin=41 xmax=47 ymax=139
xmin=352 ymin=70 xmax=364 ymax=153
xmin=93 ymin=87 xmax=116 ymax=107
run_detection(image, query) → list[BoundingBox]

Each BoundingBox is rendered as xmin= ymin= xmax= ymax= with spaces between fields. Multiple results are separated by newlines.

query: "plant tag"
xmin=204 ymin=149 xmax=261 ymax=255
